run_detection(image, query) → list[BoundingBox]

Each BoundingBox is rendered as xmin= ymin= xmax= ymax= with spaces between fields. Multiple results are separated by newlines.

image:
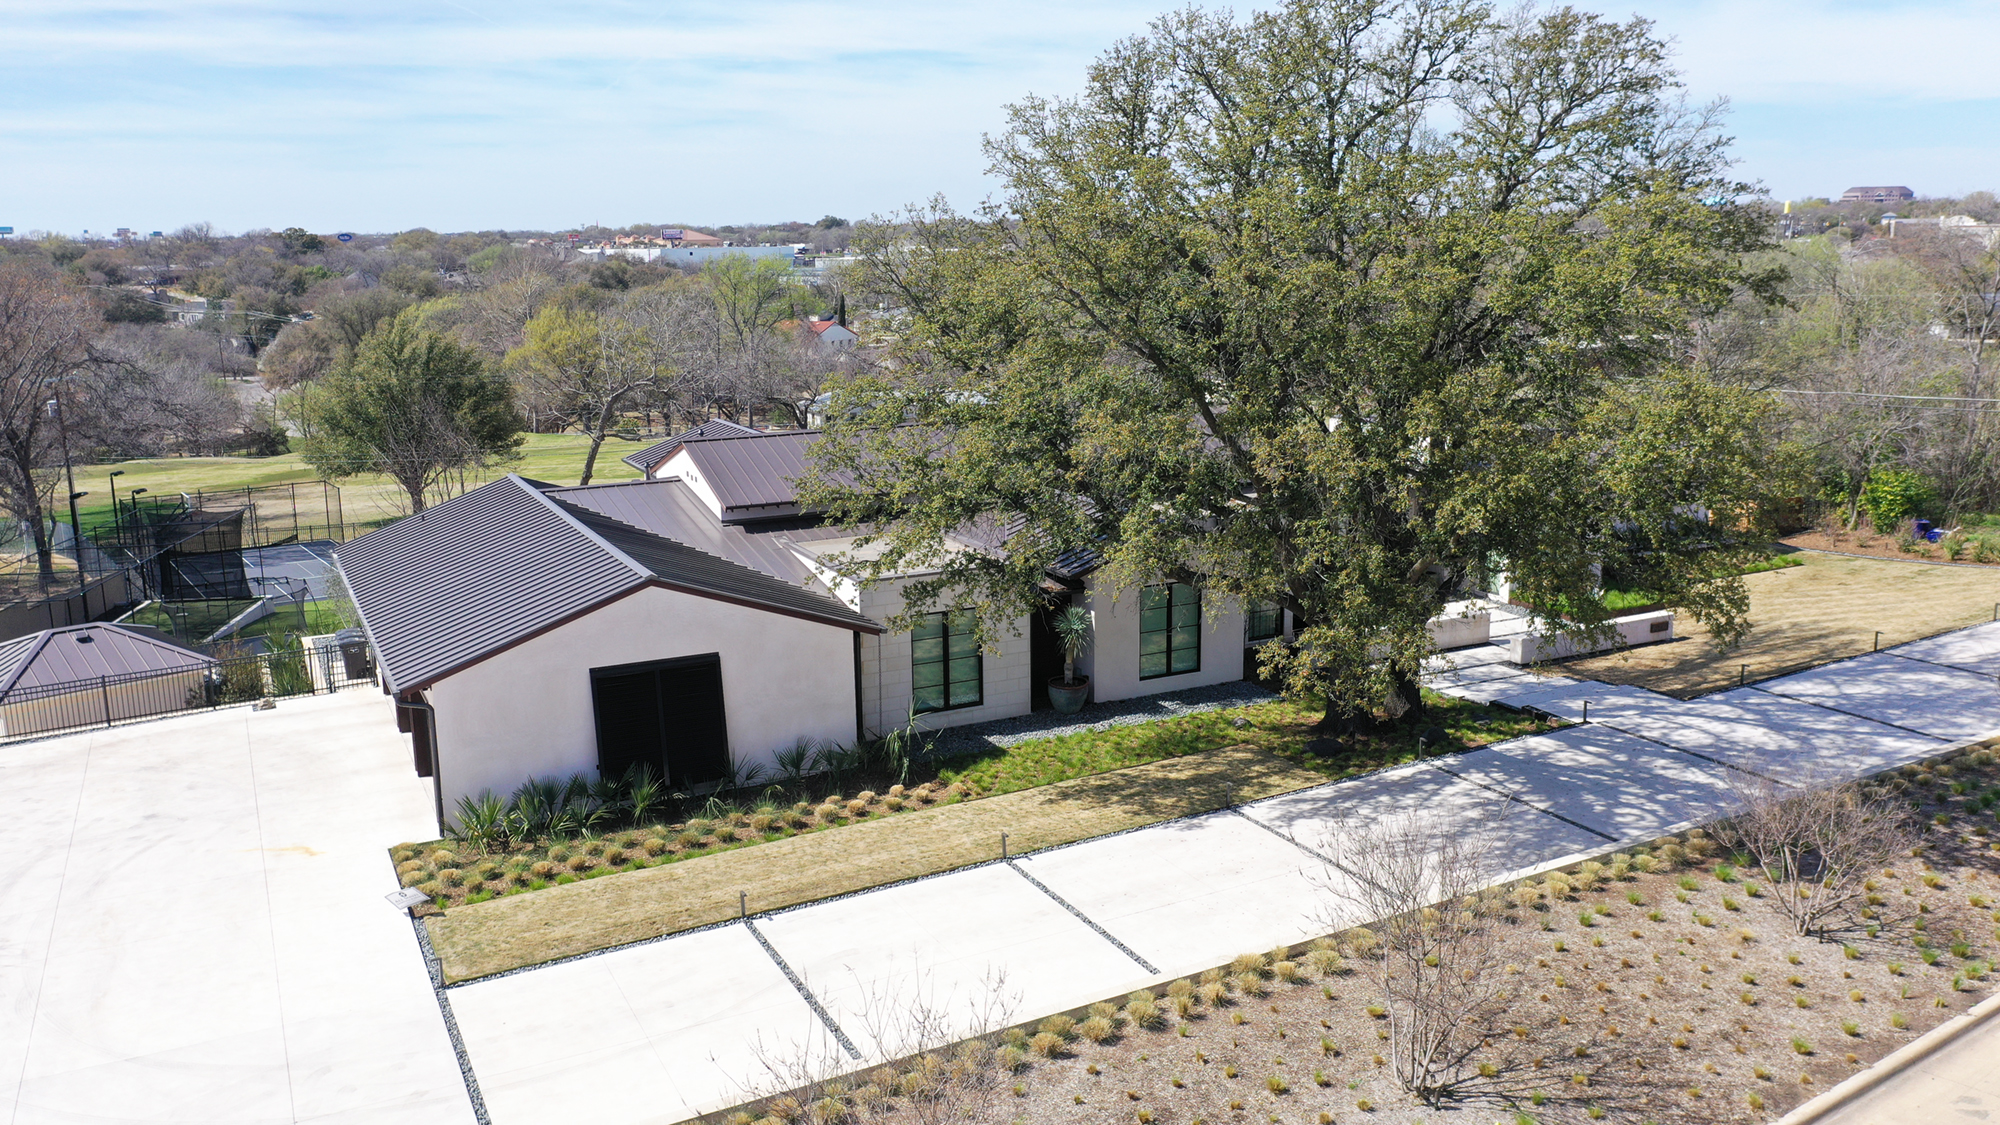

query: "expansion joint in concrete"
xmin=1004 ymin=860 xmax=1159 ymax=974
xmin=744 ymin=919 xmax=863 ymax=1060
xmin=1745 ymin=685 xmax=1952 ymax=742
xmin=1590 ymin=721 xmax=1787 ymax=784
xmin=410 ymin=915 xmax=493 ymax=1125
xmin=1424 ymin=762 xmax=1619 ymax=843
xmin=1226 ymin=805 xmax=1337 ymax=866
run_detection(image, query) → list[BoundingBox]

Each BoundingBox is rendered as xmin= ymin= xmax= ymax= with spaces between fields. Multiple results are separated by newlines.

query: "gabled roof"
xmin=0 ymin=623 xmax=215 ymax=702
xmin=543 ymin=476 xmax=850 ymax=587
xmin=675 ymin=429 xmax=826 ymax=519
xmin=335 ymin=475 xmax=879 ymax=693
xmin=620 ymin=418 xmax=759 ymax=474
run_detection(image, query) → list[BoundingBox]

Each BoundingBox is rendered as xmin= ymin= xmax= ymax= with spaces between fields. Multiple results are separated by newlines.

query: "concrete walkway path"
xmin=442 ymin=622 xmax=2000 ymax=1124
xmin=0 ymin=692 xmax=473 ymax=1125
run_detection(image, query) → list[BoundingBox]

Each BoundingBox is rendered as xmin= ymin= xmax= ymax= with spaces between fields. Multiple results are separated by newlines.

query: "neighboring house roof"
xmin=1840 ymin=185 xmax=1914 ymax=201
xmin=0 ymin=623 xmax=215 ymax=702
xmin=336 ymin=475 xmax=880 ymax=693
xmin=620 ymin=418 xmax=759 ymax=474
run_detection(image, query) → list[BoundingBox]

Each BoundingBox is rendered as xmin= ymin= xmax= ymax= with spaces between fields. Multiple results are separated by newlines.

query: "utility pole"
xmin=45 ymin=393 xmax=85 ymax=596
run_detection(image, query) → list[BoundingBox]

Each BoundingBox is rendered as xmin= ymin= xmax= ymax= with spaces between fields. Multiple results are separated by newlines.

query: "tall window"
xmin=1140 ymin=583 xmax=1202 ymax=679
xmin=1246 ymin=601 xmax=1284 ymax=643
xmin=912 ymin=609 xmax=982 ymax=712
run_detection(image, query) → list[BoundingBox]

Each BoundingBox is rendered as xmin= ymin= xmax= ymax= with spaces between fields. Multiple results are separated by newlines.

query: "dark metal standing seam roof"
xmin=542 ymin=497 xmax=880 ymax=633
xmin=677 ymin=430 xmax=823 ymax=513
xmin=335 ymin=475 xmax=880 ymax=694
xmin=336 ymin=477 xmax=644 ymax=693
xmin=0 ymin=624 xmax=216 ymax=701
xmin=619 ymin=419 xmax=760 ymax=474
xmin=542 ymin=477 xmax=851 ymax=588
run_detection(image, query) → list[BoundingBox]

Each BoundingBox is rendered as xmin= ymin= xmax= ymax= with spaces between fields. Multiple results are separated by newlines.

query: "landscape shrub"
xmin=1861 ymin=468 xmax=1935 ymax=532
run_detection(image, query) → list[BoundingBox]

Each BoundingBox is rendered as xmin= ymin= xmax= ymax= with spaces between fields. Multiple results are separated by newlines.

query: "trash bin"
xmin=335 ymin=628 xmax=374 ymax=681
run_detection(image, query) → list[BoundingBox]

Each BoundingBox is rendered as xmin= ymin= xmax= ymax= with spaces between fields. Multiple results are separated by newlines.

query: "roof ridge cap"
xmin=540 ymin=490 xmax=877 ymax=629
xmin=0 ymin=630 xmax=54 ymax=698
xmin=683 ymin=427 xmax=820 ymax=443
xmin=511 ymin=475 xmax=656 ymax=588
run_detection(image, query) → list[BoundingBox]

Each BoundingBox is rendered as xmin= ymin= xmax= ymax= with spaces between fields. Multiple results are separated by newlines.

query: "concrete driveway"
xmin=0 ymin=691 xmax=472 ymax=1125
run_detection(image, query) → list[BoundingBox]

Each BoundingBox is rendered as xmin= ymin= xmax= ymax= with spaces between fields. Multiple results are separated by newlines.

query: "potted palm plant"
xmin=1047 ymin=605 xmax=1094 ymax=714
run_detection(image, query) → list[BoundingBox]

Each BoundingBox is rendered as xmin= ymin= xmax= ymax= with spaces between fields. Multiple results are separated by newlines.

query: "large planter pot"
xmin=1047 ymin=676 xmax=1091 ymax=715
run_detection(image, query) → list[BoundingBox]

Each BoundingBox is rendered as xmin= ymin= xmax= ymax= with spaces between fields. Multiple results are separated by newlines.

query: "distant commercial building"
xmin=1841 ymin=186 xmax=1915 ymax=204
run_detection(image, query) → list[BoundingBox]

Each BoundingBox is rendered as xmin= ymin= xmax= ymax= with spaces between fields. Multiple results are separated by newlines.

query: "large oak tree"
xmin=804 ymin=0 xmax=1783 ymax=723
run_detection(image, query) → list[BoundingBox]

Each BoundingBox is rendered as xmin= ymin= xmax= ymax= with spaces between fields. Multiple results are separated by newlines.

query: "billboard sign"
xmin=336 ymin=232 xmax=354 ymax=243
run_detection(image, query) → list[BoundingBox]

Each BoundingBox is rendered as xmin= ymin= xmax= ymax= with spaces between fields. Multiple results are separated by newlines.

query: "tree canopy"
xmin=804 ymin=0 xmax=1782 ymax=721
xmin=297 ymin=309 xmax=522 ymax=513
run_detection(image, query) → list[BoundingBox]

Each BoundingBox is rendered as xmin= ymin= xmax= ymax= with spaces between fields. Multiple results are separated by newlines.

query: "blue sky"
xmin=2 ymin=0 xmax=1995 ymax=234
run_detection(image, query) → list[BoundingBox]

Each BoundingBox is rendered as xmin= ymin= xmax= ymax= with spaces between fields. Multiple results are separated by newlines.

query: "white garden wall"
xmin=1505 ymin=610 xmax=1675 ymax=664
xmin=424 ymin=584 xmax=859 ymax=816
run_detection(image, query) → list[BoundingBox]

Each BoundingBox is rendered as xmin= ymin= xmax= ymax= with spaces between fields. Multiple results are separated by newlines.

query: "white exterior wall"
xmin=1073 ymin=578 xmax=1249 ymax=704
xmin=852 ymin=577 xmax=1033 ymax=736
xmin=424 ymin=584 xmax=858 ymax=815
xmin=654 ymin=447 xmax=724 ymax=513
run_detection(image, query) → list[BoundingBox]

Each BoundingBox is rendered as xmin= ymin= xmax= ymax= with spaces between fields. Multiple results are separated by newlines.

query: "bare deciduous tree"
xmin=1721 ymin=771 xmax=1916 ymax=939
xmin=737 ymin=966 xmax=1017 ymax=1125
xmin=0 ymin=266 xmax=92 ymax=585
xmin=1315 ymin=810 xmax=1512 ymax=1106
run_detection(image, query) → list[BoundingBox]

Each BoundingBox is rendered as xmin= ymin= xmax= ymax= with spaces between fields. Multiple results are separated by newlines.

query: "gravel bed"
xmin=922 ymin=680 xmax=1279 ymax=759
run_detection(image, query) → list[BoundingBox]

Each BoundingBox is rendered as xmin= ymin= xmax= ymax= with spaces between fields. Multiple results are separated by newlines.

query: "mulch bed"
xmin=1782 ymin=529 xmax=2000 ymax=567
xmin=711 ymin=751 xmax=2000 ymax=1125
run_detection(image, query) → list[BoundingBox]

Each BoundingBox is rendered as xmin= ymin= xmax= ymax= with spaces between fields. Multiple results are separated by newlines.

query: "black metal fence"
xmin=0 ymin=638 xmax=376 ymax=744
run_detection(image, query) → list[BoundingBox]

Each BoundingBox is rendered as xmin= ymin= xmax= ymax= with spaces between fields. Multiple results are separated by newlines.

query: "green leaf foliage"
xmin=297 ymin=308 xmax=523 ymax=512
xmin=801 ymin=0 xmax=1783 ymax=718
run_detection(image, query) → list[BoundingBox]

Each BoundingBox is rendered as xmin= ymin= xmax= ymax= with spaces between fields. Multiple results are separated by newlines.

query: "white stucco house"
xmin=337 ymin=426 xmax=1287 ymax=830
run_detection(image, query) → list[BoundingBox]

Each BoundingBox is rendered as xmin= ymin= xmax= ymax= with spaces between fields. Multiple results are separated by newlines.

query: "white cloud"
xmin=0 ymin=0 xmax=1992 ymax=231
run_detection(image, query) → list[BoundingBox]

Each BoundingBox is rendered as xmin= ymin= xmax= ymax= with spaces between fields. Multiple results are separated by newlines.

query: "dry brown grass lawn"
xmin=427 ymin=745 xmax=1327 ymax=982
xmin=1567 ymin=550 xmax=2000 ymax=698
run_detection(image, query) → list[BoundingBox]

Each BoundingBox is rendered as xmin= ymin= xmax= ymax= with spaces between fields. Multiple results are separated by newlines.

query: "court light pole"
xmin=107 ymin=470 xmax=125 ymax=539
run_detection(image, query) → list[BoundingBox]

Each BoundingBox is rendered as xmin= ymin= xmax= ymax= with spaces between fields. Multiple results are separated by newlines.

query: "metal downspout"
xmin=403 ymin=694 xmax=445 ymax=835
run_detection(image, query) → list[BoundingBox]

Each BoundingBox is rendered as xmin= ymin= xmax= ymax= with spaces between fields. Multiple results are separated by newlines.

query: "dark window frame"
xmin=1140 ymin=582 xmax=1202 ymax=680
xmin=911 ymin=608 xmax=983 ymax=713
xmin=1245 ymin=601 xmax=1284 ymax=644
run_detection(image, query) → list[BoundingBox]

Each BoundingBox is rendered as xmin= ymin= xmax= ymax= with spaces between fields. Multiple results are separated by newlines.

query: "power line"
xmin=1771 ymin=388 xmax=2000 ymax=405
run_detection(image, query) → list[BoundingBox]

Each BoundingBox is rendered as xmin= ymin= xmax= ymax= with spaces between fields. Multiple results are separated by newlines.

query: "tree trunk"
xmin=1384 ymin=667 xmax=1427 ymax=724
xmin=26 ymin=504 xmax=53 ymax=587
xmin=578 ymin=435 xmax=604 ymax=486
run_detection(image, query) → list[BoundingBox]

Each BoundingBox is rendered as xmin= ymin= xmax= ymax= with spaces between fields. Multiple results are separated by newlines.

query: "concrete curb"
xmin=1775 ymin=989 xmax=2000 ymax=1125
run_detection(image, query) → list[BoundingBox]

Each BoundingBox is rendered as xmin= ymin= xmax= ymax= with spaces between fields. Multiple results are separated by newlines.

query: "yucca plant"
xmin=450 ymin=790 xmax=511 ymax=850
xmin=1051 ymin=606 xmax=1093 ymax=686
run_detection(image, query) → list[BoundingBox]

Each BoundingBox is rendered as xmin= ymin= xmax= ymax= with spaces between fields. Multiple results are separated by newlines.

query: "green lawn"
xmin=935 ymin=690 xmax=1554 ymax=796
xmin=232 ymin=600 xmax=349 ymax=641
xmin=118 ymin=598 xmax=257 ymax=643
xmin=73 ymin=433 xmax=621 ymax=535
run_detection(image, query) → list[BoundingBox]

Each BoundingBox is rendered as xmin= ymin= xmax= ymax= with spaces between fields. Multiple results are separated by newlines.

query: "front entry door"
xmin=590 ymin=654 xmax=730 ymax=788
